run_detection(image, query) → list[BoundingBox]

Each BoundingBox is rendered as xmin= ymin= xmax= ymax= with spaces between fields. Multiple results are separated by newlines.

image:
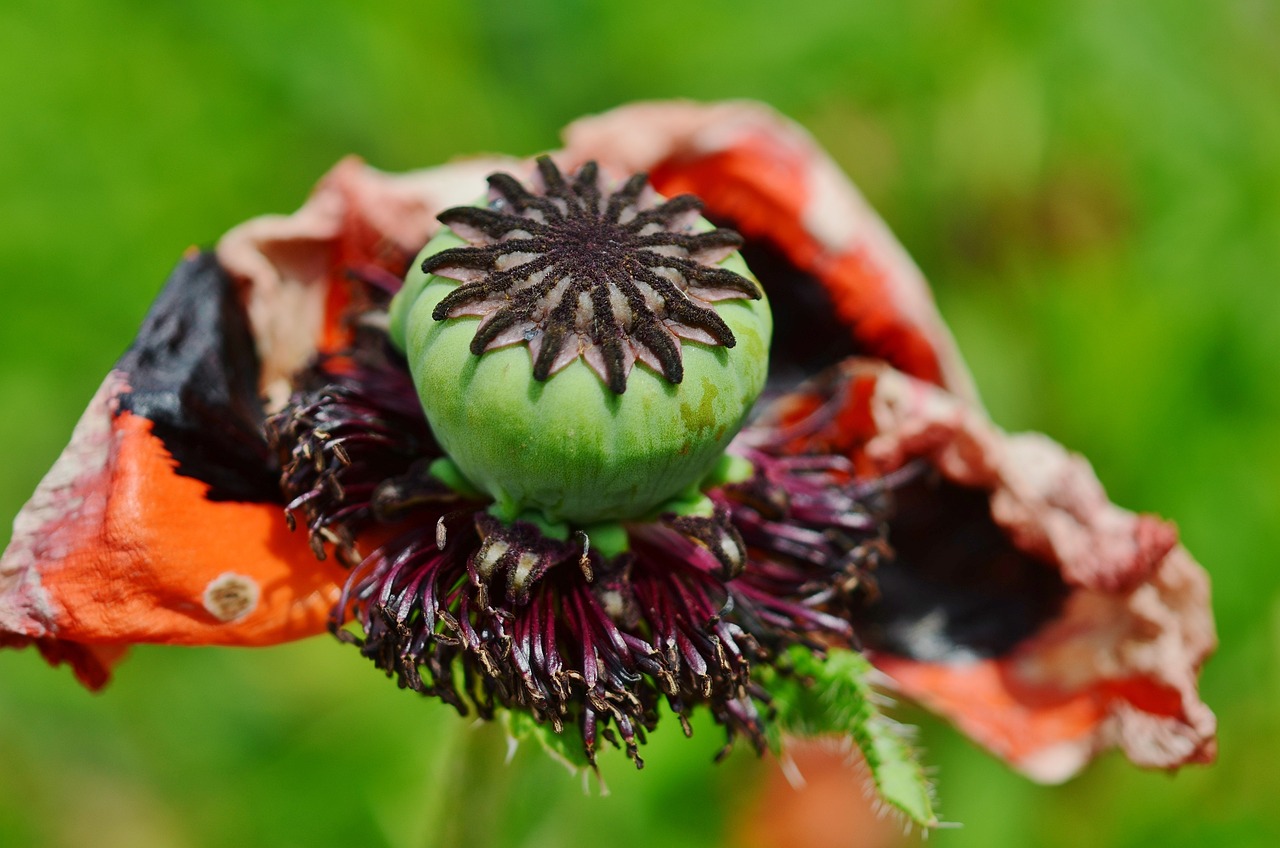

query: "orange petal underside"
xmin=48 ymin=411 xmax=345 ymax=647
xmin=2 ymin=396 xmax=345 ymax=688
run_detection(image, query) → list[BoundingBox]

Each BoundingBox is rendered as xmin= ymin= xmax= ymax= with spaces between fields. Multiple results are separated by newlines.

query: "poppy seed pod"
xmin=389 ymin=157 xmax=772 ymax=528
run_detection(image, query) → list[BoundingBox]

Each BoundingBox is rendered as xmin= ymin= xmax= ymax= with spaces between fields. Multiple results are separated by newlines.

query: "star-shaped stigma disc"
xmin=424 ymin=156 xmax=763 ymax=394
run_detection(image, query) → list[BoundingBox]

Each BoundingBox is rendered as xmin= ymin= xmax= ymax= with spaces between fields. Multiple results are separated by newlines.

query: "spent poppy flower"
xmin=0 ymin=100 xmax=1215 ymax=824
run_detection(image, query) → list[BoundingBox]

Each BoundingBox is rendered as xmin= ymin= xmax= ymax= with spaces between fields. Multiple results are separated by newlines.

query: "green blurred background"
xmin=2 ymin=0 xmax=1277 ymax=845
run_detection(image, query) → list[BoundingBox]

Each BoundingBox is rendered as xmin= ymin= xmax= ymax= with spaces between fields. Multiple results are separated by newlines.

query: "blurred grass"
xmin=2 ymin=0 xmax=1278 ymax=845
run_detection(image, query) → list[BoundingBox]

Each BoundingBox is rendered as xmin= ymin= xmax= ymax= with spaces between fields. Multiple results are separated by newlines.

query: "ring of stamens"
xmin=423 ymin=157 xmax=762 ymax=394
xmin=269 ymin=335 xmax=900 ymax=767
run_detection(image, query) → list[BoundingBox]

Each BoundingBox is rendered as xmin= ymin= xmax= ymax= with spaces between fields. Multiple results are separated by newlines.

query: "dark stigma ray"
xmin=422 ymin=156 xmax=763 ymax=393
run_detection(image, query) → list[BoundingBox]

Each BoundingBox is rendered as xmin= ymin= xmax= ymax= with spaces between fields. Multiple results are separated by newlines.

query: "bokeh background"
xmin=2 ymin=1 xmax=1277 ymax=845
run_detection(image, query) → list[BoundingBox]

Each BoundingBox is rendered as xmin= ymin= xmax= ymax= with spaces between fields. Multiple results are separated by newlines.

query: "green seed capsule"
xmin=389 ymin=158 xmax=771 ymax=527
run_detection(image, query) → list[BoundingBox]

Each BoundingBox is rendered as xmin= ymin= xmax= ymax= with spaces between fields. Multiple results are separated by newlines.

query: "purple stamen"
xmin=268 ymin=322 xmax=905 ymax=769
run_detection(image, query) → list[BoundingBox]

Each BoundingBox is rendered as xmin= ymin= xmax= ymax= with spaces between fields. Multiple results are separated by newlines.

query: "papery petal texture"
xmin=0 ymin=254 xmax=344 ymax=688
xmin=0 ymin=156 xmax=516 ymax=685
xmin=756 ymin=359 xmax=1216 ymax=780
xmin=219 ymin=155 xmax=520 ymax=404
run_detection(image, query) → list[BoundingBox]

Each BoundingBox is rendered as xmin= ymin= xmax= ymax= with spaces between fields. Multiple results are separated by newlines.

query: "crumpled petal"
xmin=757 ymin=359 xmax=1216 ymax=780
xmin=0 ymin=254 xmax=346 ymax=689
xmin=0 ymin=157 xmax=515 ymax=686
xmin=218 ymin=154 xmax=519 ymax=408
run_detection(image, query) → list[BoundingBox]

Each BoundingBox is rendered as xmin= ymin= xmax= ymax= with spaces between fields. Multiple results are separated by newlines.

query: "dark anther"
xmin=666 ymin=507 xmax=748 ymax=580
xmin=469 ymin=513 xmax=583 ymax=608
xmin=264 ymin=344 xmax=441 ymax=564
xmin=422 ymin=156 xmax=762 ymax=394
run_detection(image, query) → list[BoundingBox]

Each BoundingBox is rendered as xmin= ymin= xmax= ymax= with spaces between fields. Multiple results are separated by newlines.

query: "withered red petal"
xmin=749 ymin=357 xmax=1216 ymax=780
xmin=1 ymin=257 xmax=349 ymax=685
